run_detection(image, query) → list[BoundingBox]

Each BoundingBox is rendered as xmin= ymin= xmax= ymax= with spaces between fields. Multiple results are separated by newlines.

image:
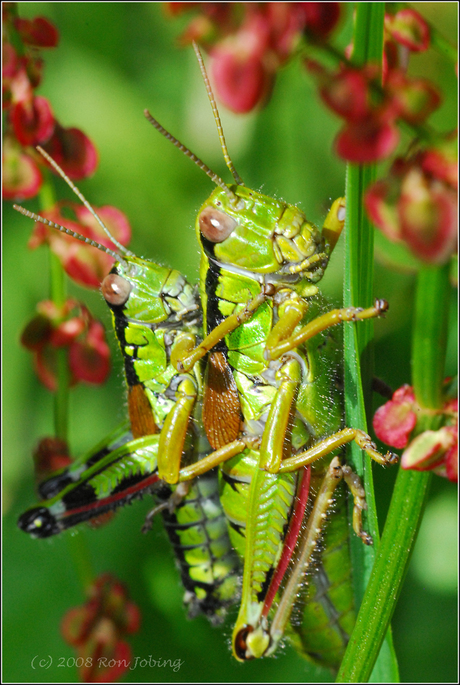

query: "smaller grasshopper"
xmin=14 ymin=152 xmax=242 ymax=622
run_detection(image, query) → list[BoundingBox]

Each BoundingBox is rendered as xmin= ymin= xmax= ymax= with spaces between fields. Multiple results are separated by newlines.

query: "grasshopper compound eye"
xmin=198 ymin=206 xmax=237 ymax=243
xmin=101 ymin=273 xmax=132 ymax=306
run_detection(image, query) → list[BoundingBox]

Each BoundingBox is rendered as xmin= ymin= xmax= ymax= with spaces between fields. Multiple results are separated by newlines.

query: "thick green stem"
xmin=412 ymin=265 xmax=451 ymax=409
xmin=340 ymin=3 xmax=399 ymax=682
xmin=337 ymin=468 xmax=430 ymax=682
xmin=343 ymin=0 xmax=382 ymax=599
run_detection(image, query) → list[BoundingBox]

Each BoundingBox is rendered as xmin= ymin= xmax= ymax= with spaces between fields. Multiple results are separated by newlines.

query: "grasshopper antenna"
xmin=192 ymin=41 xmax=243 ymax=186
xmin=36 ymin=145 xmax=135 ymax=257
xmin=13 ymin=204 xmax=126 ymax=265
xmin=143 ymin=110 xmax=237 ymax=202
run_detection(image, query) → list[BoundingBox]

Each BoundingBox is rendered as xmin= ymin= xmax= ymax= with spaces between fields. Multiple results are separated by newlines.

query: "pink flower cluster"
xmin=3 ymin=7 xmax=97 ymax=200
xmin=4 ymin=8 xmax=134 ymax=392
xmin=21 ymin=299 xmax=111 ymax=391
xmin=167 ymin=2 xmax=341 ymax=112
xmin=19 ymin=199 xmax=131 ymax=389
xmin=373 ymin=382 xmax=458 ymax=483
xmin=305 ymin=7 xmax=457 ymax=266
xmin=365 ymin=136 xmax=458 ymax=265
xmin=61 ymin=574 xmax=141 ymax=683
xmin=306 ymin=9 xmax=439 ymax=164
xmin=166 ymin=4 xmax=456 ymax=265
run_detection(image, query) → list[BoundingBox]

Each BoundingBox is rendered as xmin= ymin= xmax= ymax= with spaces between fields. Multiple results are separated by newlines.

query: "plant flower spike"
xmin=61 ymin=574 xmax=141 ymax=683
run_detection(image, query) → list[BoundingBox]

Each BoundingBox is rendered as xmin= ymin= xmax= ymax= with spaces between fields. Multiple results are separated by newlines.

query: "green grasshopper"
xmin=135 ymin=43 xmax=397 ymax=662
xmin=14 ymin=152 xmax=242 ymax=623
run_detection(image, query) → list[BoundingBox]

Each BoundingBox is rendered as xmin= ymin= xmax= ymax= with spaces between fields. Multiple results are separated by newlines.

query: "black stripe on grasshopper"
xmin=23 ymin=428 xmax=241 ymax=623
xmin=109 ymin=297 xmax=138 ymax=388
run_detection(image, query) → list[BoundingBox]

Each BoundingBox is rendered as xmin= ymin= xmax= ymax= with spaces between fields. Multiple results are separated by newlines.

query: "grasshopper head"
xmin=101 ymin=257 xmax=198 ymax=325
xmin=196 ymin=185 xmax=329 ymax=285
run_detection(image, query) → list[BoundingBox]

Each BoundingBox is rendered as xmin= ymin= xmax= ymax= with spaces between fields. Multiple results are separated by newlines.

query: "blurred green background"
xmin=4 ymin=3 xmax=457 ymax=682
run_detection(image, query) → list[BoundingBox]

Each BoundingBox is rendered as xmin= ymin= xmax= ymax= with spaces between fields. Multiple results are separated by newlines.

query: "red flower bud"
xmin=2 ymin=140 xmax=42 ymax=200
xmin=211 ymin=45 xmax=270 ymax=113
xmin=21 ymin=300 xmax=111 ymax=391
xmin=374 ymin=383 xmax=458 ymax=483
xmin=335 ymin=113 xmax=400 ymax=164
xmin=42 ymin=124 xmax=98 ymax=181
xmin=373 ymin=384 xmax=417 ymax=449
xmin=69 ymin=319 xmax=111 ymax=386
xmin=10 ymin=95 xmax=55 ymax=146
xmin=366 ymin=152 xmax=458 ymax=264
xmin=398 ymin=168 xmax=458 ymax=264
xmin=298 ymin=2 xmax=341 ymax=39
xmin=385 ymin=9 xmax=430 ymax=53
xmin=401 ymin=426 xmax=458 ymax=483
xmin=386 ymin=71 xmax=441 ymax=125
xmin=28 ymin=202 xmax=131 ymax=288
xmin=421 ymin=134 xmax=458 ymax=190
xmin=15 ymin=16 xmax=59 ymax=48
xmin=317 ymin=66 xmax=371 ymax=122
xmin=2 ymin=42 xmax=19 ymax=82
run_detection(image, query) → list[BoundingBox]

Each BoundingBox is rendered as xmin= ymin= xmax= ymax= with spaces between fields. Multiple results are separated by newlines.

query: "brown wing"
xmin=128 ymin=383 xmax=159 ymax=439
xmin=203 ymin=351 xmax=242 ymax=449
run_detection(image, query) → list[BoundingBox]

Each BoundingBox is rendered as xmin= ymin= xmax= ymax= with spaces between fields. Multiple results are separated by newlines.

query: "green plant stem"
xmin=39 ymin=175 xmax=69 ymax=440
xmin=338 ymin=262 xmax=451 ymax=682
xmin=343 ymin=0 xmax=382 ymax=586
xmin=4 ymin=3 xmax=25 ymax=57
xmin=50 ymin=252 xmax=69 ymax=440
xmin=68 ymin=529 xmax=95 ymax=591
xmin=412 ymin=264 xmax=451 ymax=409
xmin=341 ymin=3 xmax=399 ymax=682
xmin=40 ymin=174 xmax=94 ymax=587
xmin=336 ymin=468 xmax=431 ymax=682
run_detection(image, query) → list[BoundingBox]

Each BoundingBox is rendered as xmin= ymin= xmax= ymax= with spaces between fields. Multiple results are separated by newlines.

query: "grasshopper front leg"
xmin=157 ymin=375 xmax=197 ymax=483
xmin=173 ymin=289 xmax=273 ymax=373
xmin=265 ymin=299 xmax=389 ymax=362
